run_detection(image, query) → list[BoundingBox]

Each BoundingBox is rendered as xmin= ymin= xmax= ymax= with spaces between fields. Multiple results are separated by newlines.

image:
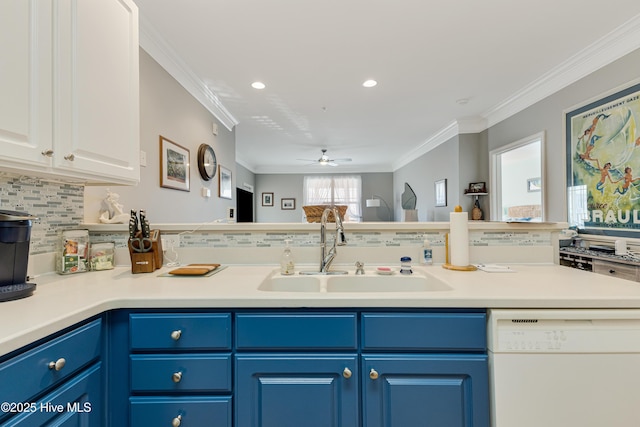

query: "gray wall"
xmin=84 ymin=49 xmax=236 ymax=223
xmin=394 ymin=48 xmax=640 ymax=222
xmin=393 ymin=133 xmax=487 ymax=222
xmin=255 ymin=172 xmax=394 ymax=222
xmin=486 ymin=48 xmax=640 ymax=222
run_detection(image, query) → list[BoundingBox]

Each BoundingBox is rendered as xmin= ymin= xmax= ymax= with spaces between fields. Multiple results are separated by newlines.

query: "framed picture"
xmin=565 ymin=81 xmax=640 ymax=236
xmin=160 ymin=135 xmax=190 ymax=191
xmin=527 ymin=177 xmax=541 ymax=192
xmin=218 ymin=165 xmax=232 ymax=199
xmin=262 ymin=192 xmax=274 ymax=207
xmin=281 ymin=198 xmax=296 ymax=210
xmin=467 ymin=182 xmax=486 ymax=193
xmin=435 ymin=179 xmax=447 ymax=207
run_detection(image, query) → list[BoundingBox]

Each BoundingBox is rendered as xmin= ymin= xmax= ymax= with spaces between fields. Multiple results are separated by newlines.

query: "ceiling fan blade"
xmin=331 ymin=158 xmax=352 ymax=162
xmin=327 ymin=162 xmax=339 ymax=167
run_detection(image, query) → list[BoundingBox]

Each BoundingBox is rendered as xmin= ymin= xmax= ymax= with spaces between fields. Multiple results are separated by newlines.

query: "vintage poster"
xmin=567 ymin=82 xmax=640 ymax=233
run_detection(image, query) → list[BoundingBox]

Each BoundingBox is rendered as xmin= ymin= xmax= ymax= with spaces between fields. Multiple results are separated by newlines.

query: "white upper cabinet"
xmin=0 ymin=0 xmax=140 ymax=185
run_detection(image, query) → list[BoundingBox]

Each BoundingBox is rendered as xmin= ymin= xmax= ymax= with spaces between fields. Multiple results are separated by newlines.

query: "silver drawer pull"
xmin=64 ymin=153 xmax=75 ymax=161
xmin=369 ymin=368 xmax=379 ymax=380
xmin=172 ymin=415 xmax=182 ymax=427
xmin=41 ymin=149 xmax=54 ymax=157
xmin=172 ymin=371 xmax=182 ymax=383
xmin=342 ymin=367 xmax=352 ymax=379
xmin=170 ymin=330 xmax=182 ymax=340
xmin=48 ymin=358 xmax=66 ymax=371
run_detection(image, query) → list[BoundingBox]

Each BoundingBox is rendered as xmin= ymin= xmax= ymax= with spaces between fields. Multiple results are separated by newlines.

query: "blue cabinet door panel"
xmin=130 ymin=396 xmax=232 ymax=427
xmin=130 ymin=313 xmax=232 ymax=351
xmin=2 ymin=363 xmax=102 ymax=427
xmin=362 ymin=355 xmax=489 ymax=427
xmin=361 ymin=312 xmax=486 ymax=351
xmin=236 ymin=313 xmax=357 ymax=350
xmin=130 ymin=354 xmax=232 ymax=392
xmin=235 ymin=354 xmax=359 ymax=427
xmin=0 ymin=319 xmax=102 ymax=408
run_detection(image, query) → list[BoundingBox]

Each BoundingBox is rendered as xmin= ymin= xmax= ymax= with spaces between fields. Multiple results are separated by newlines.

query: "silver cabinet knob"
xmin=172 ymin=371 xmax=182 ymax=383
xmin=64 ymin=153 xmax=75 ymax=161
xmin=369 ymin=368 xmax=379 ymax=380
xmin=41 ymin=149 xmax=54 ymax=157
xmin=170 ymin=330 xmax=182 ymax=341
xmin=342 ymin=367 xmax=352 ymax=379
xmin=172 ymin=415 xmax=182 ymax=427
xmin=48 ymin=358 xmax=66 ymax=371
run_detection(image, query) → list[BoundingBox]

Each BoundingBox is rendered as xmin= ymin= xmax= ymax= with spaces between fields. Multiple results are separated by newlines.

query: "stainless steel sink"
xmin=258 ymin=269 xmax=451 ymax=293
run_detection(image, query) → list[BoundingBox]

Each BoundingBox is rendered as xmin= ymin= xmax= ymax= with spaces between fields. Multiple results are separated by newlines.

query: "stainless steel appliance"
xmin=0 ymin=210 xmax=37 ymax=301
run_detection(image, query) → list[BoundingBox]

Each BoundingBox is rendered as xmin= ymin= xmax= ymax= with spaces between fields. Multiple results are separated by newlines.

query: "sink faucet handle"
xmin=355 ymin=261 xmax=365 ymax=275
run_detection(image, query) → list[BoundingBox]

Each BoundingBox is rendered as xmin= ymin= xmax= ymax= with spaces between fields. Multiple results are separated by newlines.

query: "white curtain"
xmin=303 ymin=175 xmax=362 ymax=222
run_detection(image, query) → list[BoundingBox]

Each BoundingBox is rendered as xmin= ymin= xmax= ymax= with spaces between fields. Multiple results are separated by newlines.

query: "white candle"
xmin=449 ymin=207 xmax=469 ymax=267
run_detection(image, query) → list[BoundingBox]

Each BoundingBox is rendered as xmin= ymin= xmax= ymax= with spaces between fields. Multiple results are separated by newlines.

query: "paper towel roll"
xmin=449 ymin=210 xmax=470 ymax=267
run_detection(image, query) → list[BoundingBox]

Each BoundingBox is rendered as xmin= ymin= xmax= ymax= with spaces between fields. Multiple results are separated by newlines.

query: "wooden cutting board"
xmin=168 ymin=264 xmax=221 ymax=276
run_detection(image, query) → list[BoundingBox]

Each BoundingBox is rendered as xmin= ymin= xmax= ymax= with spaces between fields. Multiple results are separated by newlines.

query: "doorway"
xmin=236 ymin=188 xmax=254 ymax=222
xmin=490 ymin=132 xmax=545 ymax=221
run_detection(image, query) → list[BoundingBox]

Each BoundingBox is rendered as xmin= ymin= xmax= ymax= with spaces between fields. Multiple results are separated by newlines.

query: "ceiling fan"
xmin=297 ymin=149 xmax=352 ymax=167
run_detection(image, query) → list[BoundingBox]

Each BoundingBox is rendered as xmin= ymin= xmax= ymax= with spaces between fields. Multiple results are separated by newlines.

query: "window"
xmin=303 ymin=175 xmax=362 ymax=222
xmin=490 ymin=132 xmax=546 ymax=221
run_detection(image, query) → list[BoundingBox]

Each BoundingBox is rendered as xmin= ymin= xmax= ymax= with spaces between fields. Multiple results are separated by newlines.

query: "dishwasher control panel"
xmin=488 ymin=314 xmax=640 ymax=353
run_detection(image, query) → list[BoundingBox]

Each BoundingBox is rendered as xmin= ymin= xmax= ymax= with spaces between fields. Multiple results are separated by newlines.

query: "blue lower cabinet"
xmin=362 ymin=355 xmax=489 ymax=427
xmin=130 ymin=396 xmax=231 ymax=427
xmin=235 ymin=354 xmax=359 ymax=427
xmin=2 ymin=363 xmax=102 ymax=427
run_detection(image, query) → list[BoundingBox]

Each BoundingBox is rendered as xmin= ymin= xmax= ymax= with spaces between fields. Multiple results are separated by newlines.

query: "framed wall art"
xmin=160 ymin=135 xmax=190 ymax=192
xmin=565 ymin=80 xmax=640 ymax=237
xmin=281 ymin=198 xmax=296 ymax=210
xmin=218 ymin=165 xmax=232 ymax=199
xmin=262 ymin=192 xmax=274 ymax=207
xmin=435 ymin=179 xmax=447 ymax=207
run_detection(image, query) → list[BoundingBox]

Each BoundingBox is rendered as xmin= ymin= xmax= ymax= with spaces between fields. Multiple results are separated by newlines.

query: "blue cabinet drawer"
xmin=0 ymin=319 xmax=102 ymax=406
xmin=130 ymin=313 xmax=231 ymax=351
xmin=236 ymin=313 xmax=358 ymax=350
xmin=130 ymin=396 xmax=231 ymax=427
xmin=361 ymin=312 xmax=486 ymax=351
xmin=130 ymin=354 xmax=232 ymax=393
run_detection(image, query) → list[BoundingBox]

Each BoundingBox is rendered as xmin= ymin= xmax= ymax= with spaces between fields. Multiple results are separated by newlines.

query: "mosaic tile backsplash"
xmin=1 ymin=173 xmax=552 ymax=256
xmin=0 ymin=174 xmax=84 ymax=255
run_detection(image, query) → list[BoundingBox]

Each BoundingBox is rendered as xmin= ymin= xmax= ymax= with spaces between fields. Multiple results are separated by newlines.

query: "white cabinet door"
xmin=0 ymin=0 xmax=53 ymax=170
xmin=0 ymin=0 xmax=139 ymax=185
xmin=54 ymin=0 xmax=140 ymax=184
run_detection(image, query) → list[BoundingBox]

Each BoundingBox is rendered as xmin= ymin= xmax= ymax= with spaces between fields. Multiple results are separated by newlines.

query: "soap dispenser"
xmin=280 ymin=239 xmax=295 ymax=275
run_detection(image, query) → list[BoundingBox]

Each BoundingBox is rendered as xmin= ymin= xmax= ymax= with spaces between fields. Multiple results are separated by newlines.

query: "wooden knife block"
xmin=128 ymin=229 xmax=163 ymax=274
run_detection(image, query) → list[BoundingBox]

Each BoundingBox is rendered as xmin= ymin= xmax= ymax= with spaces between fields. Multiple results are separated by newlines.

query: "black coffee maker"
xmin=0 ymin=210 xmax=37 ymax=301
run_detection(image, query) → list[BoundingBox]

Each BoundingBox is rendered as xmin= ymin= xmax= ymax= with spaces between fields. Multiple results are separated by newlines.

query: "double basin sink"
xmin=258 ymin=269 xmax=452 ymax=293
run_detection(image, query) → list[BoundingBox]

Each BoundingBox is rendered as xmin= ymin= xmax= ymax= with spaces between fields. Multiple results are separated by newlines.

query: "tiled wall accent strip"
xmin=90 ymin=230 xmax=551 ymax=249
xmin=0 ymin=175 xmax=84 ymax=255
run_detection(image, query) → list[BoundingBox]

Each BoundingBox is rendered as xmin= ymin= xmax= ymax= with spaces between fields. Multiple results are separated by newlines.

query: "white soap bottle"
xmin=280 ymin=239 xmax=295 ymax=275
xmin=421 ymin=240 xmax=433 ymax=265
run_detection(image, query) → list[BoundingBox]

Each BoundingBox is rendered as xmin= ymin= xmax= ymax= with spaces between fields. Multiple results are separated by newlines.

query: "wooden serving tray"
xmin=168 ymin=264 xmax=221 ymax=276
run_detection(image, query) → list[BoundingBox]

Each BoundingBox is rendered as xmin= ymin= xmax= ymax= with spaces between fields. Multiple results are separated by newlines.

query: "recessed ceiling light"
xmin=251 ymin=81 xmax=266 ymax=90
xmin=362 ymin=79 xmax=377 ymax=88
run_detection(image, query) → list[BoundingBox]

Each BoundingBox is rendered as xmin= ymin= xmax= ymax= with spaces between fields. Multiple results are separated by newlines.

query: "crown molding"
xmin=138 ymin=17 xmax=239 ymax=131
xmin=483 ymin=14 xmax=640 ymax=128
xmin=392 ymin=121 xmax=460 ymax=171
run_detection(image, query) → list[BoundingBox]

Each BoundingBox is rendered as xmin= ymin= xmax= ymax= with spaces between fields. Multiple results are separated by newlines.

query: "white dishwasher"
xmin=488 ymin=309 xmax=640 ymax=427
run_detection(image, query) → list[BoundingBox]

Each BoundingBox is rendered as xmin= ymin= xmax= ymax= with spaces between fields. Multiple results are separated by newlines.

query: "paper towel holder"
xmin=442 ymin=206 xmax=477 ymax=271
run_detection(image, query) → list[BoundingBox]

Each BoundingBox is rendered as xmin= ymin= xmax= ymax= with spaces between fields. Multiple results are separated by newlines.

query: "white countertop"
xmin=3 ymin=263 xmax=640 ymax=356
